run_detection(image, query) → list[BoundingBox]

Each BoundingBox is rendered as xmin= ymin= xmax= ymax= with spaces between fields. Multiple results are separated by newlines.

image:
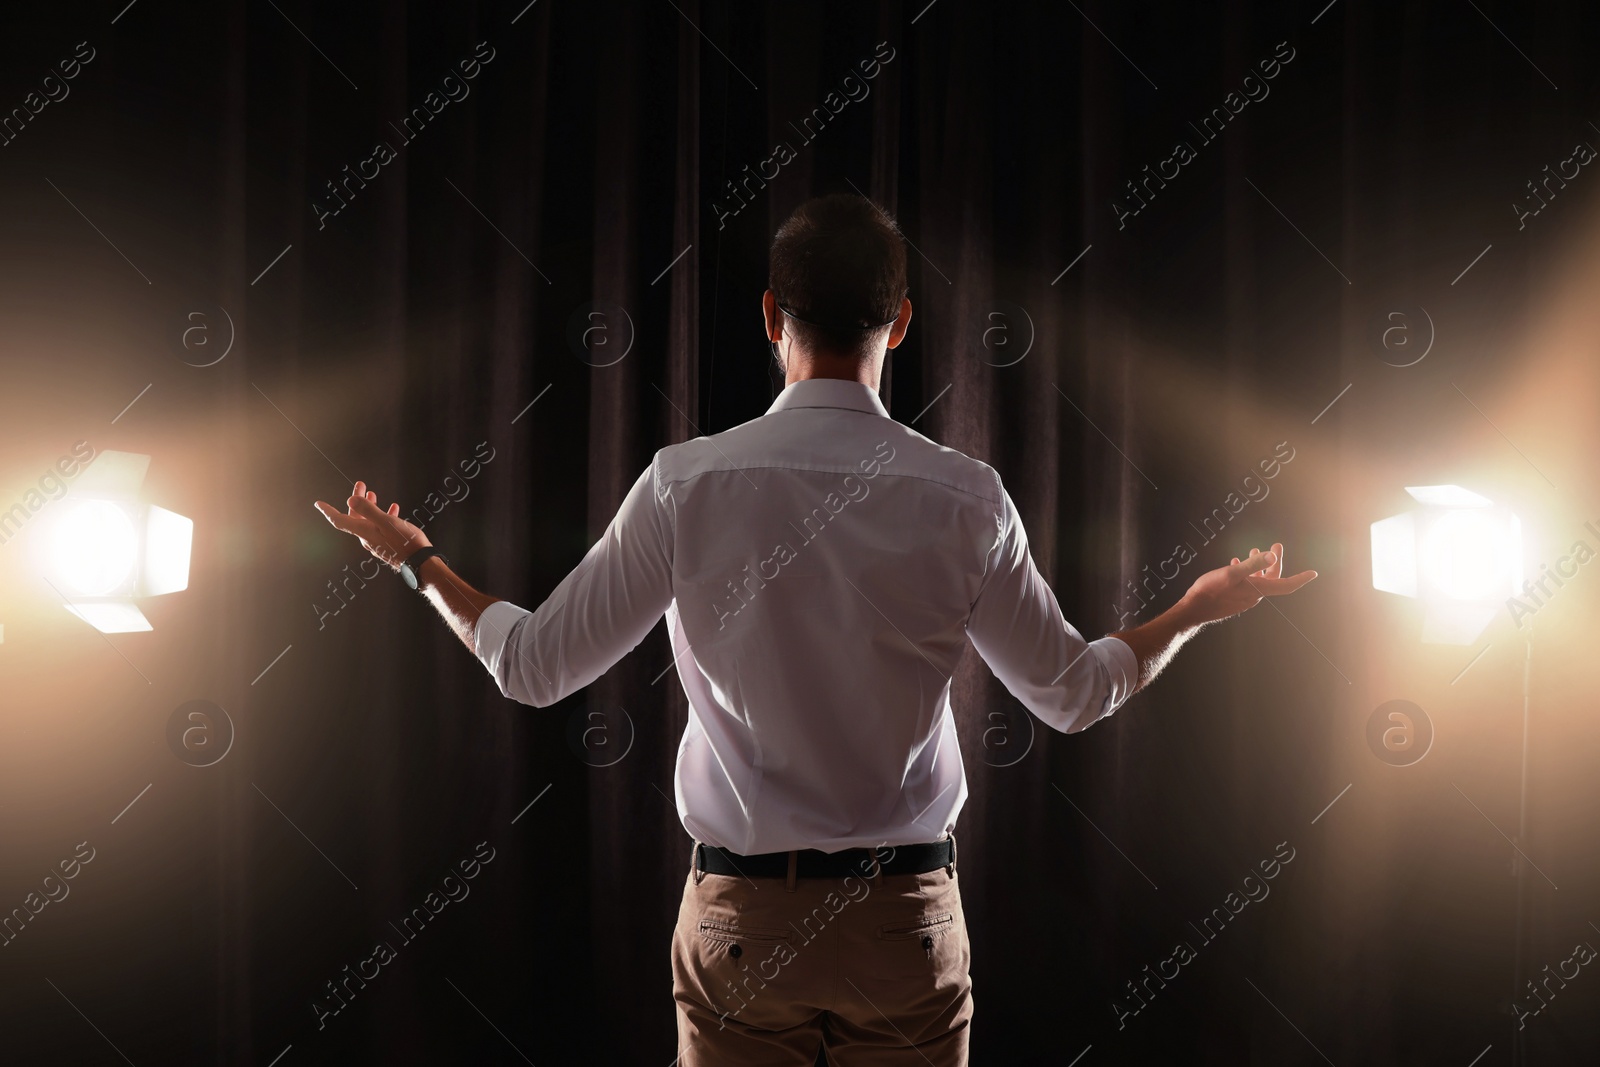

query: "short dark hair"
xmin=769 ymin=194 xmax=907 ymax=358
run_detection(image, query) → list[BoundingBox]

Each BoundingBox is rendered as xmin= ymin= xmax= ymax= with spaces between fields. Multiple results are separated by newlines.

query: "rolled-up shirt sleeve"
xmin=473 ymin=455 xmax=675 ymax=707
xmin=965 ymin=483 xmax=1138 ymax=733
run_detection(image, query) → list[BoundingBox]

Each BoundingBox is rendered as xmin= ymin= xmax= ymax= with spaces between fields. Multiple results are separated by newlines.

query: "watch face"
xmin=401 ymin=564 xmax=420 ymax=591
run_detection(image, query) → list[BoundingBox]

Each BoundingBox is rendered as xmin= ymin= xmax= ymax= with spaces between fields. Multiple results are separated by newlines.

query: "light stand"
xmin=1370 ymin=484 xmax=1530 ymax=1060
xmin=1510 ymin=622 xmax=1533 ymax=1067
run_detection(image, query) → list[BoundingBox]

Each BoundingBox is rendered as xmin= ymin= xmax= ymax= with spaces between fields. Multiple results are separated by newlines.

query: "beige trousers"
xmin=671 ymin=847 xmax=973 ymax=1065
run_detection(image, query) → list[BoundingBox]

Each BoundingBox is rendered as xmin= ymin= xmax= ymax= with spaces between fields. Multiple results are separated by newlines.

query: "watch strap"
xmin=399 ymin=546 xmax=446 ymax=590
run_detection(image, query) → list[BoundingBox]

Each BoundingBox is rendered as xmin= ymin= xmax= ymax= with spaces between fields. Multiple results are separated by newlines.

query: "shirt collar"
xmin=765 ymin=378 xmax=890 ymax=418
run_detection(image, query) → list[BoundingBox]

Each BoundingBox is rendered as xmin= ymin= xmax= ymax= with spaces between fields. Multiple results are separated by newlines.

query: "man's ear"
xmin=886 ymin=297 xmax=913 ymax=349
xmin=762 ymin=289 xmax=782 ymax=342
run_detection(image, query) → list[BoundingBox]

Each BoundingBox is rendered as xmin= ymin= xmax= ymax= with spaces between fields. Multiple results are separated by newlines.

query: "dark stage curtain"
xmin=5 ymin=2 xmax=1600 ymax=1064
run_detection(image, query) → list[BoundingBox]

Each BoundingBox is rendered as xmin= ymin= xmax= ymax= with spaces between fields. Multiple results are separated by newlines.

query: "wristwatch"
xmin=398 ymin=546 xmax=447 ymax=591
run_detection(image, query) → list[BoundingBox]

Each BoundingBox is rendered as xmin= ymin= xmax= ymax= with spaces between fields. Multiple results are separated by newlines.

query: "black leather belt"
xmin=694 ymin=836 xmax=955 ymax=879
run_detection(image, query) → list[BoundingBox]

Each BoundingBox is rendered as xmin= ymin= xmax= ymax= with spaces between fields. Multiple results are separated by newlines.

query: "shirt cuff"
xmin=1090 ymin=635 xmax=1140 ymax=714
xmin=473 ymin=600 xmax=531 ymax=674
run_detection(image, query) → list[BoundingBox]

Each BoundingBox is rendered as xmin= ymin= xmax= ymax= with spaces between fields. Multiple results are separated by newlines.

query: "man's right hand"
xmin=314 ymin=480 xmax=499 ymax=653
xmin=313 ymin=480 xmax=430 ymax=571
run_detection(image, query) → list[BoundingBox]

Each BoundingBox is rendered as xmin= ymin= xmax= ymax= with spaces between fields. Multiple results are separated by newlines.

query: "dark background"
xmin=1 ymin=1 xmax=1599 ymax=1063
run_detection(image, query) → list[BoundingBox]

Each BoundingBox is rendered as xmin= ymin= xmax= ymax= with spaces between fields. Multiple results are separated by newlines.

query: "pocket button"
xmin=729 ymin=943 xmax=742 ymax=959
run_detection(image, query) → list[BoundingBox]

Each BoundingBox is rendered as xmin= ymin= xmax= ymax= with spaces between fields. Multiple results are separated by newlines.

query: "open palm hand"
xmin=1180 ymin=543 xmax=1318 ymax=625
xmin=313 ymin=480 xmax=430 ymax=571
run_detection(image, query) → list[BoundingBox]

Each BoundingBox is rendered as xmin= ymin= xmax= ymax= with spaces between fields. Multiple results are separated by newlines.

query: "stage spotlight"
xmin=40 ymin=451 xmax=193 ymax=634
xmin=51 ymin=499 xmax=139 ymax=596
xmin=1371 ymin=484 xmax=1522 ymax=644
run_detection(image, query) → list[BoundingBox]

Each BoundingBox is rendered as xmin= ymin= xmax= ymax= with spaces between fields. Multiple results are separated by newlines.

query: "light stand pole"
xmin=1510 ymin=621 xmax=1533 ymax=1067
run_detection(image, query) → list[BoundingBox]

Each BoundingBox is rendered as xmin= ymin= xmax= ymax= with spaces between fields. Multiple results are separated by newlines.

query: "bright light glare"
xmin=50 ymin=500 xmax=139 ymax=596
xmin=1420 ymin=509 xmax=1517 ymax=602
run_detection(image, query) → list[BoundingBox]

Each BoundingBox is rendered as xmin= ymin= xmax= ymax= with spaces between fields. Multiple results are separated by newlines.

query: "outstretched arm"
xmin=1111 ymin=543 xmax=1318 ymax=692
xmin=314 ymin=463 xmax=675 ymax=708
xmin=313 ymin=481 xmax=500 ymax=652
xmin=968 ymin=480 xmax=1319 ymax=734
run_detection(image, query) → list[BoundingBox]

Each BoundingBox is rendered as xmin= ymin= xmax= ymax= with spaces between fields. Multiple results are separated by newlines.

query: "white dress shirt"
xmin=474 ymin=378 xmax=1138 ymax=854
